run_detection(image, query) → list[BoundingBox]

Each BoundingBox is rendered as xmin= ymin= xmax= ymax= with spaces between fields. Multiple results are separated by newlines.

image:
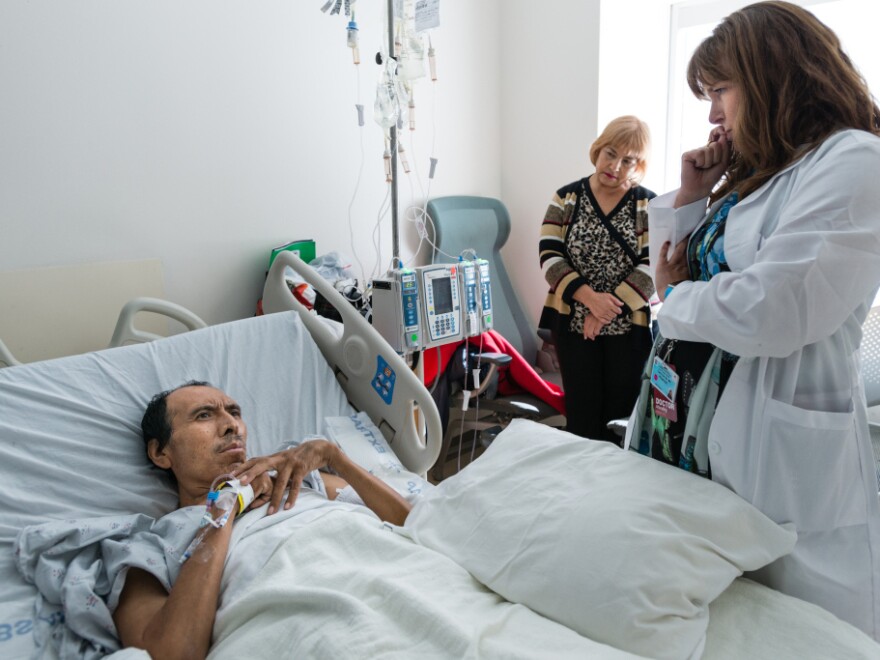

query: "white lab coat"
xmin=648 ymin=129 xmax=880 ymax=639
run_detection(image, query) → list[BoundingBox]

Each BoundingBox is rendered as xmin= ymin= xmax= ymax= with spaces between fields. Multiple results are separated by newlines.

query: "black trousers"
xmin=555 ymin=324 xmax=652 ymax=443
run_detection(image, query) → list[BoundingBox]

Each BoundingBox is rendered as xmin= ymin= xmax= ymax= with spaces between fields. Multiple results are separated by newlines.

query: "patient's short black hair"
xmin=141 ymin=380 xmax=212 ymax=456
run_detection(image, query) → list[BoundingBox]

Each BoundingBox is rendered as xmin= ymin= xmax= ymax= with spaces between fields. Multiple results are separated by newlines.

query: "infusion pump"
xmin=371 ymin=260 xmax=493 ymax=354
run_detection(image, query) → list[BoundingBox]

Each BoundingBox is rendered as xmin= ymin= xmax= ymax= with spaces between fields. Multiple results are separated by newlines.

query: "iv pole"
xmin=387 ymin=0 xmax=400 ymax=265
xmin=386 ymin=0 xmax=427 ymax=416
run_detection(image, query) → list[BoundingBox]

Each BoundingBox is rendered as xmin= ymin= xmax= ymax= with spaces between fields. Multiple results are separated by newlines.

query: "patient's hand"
xmin=233 ymin=439 xmax=339 ymax=515
xmin=247 ymin=471 xmax=274 ymax=512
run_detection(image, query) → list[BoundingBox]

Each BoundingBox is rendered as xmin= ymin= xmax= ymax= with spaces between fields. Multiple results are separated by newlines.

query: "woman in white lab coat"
xmin=628 ymin=1 xmax=880 ymax=639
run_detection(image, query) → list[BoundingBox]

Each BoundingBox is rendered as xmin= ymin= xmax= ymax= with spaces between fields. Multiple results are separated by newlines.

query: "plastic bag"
xmin=307 ymin=252 xmax=371 ymax=322
xmin=309 ymin=251 xmax=354 ymax=285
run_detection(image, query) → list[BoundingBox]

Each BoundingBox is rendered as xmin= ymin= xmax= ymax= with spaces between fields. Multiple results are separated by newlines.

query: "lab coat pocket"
xmin=755 ymin=398 xmax=867 ymax=532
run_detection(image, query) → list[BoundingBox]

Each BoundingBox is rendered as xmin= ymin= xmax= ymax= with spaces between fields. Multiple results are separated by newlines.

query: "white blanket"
xmin=706 ymin=579 xmax=880 ymax=659
xmin=20 ymin=497 xmax=880 ymax=660
xmin=209 ymin=508 xmax=880 ymax=660
xmin=209 ymin=510 xmax=643 ymax=659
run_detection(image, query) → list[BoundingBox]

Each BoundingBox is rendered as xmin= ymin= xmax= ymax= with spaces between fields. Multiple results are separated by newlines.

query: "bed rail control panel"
xmin=419 ymin=264 xmax=463 ymax=350
xmin=372 ymin=355 xmax=397 ymax=404
xmin=371 ymin=269 xmax=421 ymax=353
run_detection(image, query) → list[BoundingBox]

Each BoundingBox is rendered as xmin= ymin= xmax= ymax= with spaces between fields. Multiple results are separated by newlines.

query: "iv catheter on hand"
xmin=202 ymin=475 xmax=255 ymax=528
xmin=180 ymin=474 xmax=255 ymax=563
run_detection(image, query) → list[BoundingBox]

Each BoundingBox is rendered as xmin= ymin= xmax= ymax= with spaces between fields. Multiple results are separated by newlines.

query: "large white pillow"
xmin=404 ymin=419 xmax=797 ymax=660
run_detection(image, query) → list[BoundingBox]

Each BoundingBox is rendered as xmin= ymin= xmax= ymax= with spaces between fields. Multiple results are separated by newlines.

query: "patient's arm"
xmin=112 ymin=510 xmax=234 ymax=660
xmin=233 ymin=439 xmax=412 ymax=525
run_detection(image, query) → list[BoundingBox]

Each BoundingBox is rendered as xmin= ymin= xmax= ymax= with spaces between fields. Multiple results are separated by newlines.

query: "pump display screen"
xmin=432 ymin=277 xmax=453 ymax=314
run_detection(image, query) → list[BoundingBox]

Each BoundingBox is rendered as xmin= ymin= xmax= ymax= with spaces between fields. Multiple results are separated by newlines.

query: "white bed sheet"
xmin=210 ymin=509 xmax=643 ymax=660
xmin=705 ymin=578 xmax=880 ymax=659
xmin=15 ymin=502 xmax=880 ymax=660
xmin=213 ymin=504 xmax=880 ymax=660
xmin=0 ymin=311 xmax=353 ymax=659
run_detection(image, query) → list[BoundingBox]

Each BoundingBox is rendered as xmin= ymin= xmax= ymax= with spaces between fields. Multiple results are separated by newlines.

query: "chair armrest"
xmin=464 ymin=352 xmax=511 ymax=397
xmin=469 ymin=351 xmax=512 ymax=368
xmin=607 ymin=418 xmax=629 ymax=438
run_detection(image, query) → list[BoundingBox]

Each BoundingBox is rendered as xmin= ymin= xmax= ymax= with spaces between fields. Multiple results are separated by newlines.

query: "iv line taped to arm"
xmin=180 ymin=475 xmax=255 ymax=563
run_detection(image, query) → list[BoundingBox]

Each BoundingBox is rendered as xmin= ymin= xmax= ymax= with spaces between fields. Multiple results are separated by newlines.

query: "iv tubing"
xmin=180 ymin=473 xmax=237 ymax=563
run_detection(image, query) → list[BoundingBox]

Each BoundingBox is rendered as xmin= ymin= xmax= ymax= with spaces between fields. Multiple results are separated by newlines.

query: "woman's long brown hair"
xmin=687 ymin=1 xmax=880 ymax=203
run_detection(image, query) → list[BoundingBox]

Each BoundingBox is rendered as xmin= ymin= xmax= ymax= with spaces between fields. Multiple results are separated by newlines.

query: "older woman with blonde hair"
xmin=539 ymin=115 xmax=655 ymax=442
xmin=635 ymin=1 xmax=880 ymax=639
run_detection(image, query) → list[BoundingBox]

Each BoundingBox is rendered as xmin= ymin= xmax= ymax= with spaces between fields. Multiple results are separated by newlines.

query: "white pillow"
xmin=322 ymin=412 xmax=432 ymax=502
xmin=404 ymin=419 xmax=796 ymax=660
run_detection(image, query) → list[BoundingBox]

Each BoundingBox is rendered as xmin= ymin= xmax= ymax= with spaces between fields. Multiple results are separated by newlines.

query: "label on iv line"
xmin=471 ymin=368 xmax=481 ymax=391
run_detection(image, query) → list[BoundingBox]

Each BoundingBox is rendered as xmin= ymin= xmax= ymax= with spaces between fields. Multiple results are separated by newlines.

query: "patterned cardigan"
xmin=538 ymin=177 xmax=655 ymax=334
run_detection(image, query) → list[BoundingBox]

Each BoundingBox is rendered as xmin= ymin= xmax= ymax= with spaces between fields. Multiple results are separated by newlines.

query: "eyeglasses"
xmin=603 ymin=148 xmax=639 ymax=169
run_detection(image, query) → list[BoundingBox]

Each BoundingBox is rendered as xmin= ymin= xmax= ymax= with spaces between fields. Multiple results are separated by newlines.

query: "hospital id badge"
xmin=652 ymin=389 xmax=677 ymax=422
xmin=650 ymin=356 xmax=679 ymax=403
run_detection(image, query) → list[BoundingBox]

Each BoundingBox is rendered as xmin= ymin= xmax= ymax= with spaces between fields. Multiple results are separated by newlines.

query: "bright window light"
xmin=666 ymin=0 xmax=879 ymax=191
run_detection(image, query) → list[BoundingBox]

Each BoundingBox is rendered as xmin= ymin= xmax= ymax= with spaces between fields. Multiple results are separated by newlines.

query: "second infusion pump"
xmin=420 ymin=265 xmax=462 ymax=349
xmin=372 ymin=261 xmax=493 ymax=354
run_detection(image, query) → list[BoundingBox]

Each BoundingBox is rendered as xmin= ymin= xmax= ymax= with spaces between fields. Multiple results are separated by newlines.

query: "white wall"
xmin=497 ymin=0 xmax=672 ymax=329
xmin=0 ymin=0 xmax=660 ymax=353
xmin=499 ymin=0 xmax=602 ymax=328
xmin=0 ymin=1 xmax=502 ymax=328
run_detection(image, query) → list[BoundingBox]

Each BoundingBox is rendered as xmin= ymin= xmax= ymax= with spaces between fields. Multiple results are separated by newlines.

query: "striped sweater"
xmin=539 ymin=176 xmax=655 ymax=335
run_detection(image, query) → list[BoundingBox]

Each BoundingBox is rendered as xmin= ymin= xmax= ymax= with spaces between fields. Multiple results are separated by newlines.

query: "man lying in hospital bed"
xmin=112 ymin=381 xmax=413 ymax=658
xmin=3 ymin=261 xmax=880 ymax=659
xmin=5 ymin=319 xmax=642 ymax=660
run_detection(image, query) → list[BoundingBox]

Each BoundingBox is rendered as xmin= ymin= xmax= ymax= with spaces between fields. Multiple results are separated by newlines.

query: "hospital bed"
xmin=1 ymin=255 xmax=878 ymax=659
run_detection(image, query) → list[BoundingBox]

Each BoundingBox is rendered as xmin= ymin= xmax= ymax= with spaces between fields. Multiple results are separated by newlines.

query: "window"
xmin=665 ymin=0 xmax=879 ymax=191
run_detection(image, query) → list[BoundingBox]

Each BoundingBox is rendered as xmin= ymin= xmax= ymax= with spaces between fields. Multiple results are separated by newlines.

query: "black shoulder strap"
xmin=597 ymin=212 xmax=640 ymax=268
xmin=588 ymin=184 xmax=640 ymax=267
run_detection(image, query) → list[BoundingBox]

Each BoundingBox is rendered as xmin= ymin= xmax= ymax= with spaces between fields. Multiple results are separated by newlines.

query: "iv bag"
xmin=397 ymin=53 xmax=425 ymax=81
xmin=395 ymin=80 xmax=411 ymax=129
xmin=374 ymin=59 xmax=400 ymax=129
xmin=397 ymin=33 xmax=426 ymax=81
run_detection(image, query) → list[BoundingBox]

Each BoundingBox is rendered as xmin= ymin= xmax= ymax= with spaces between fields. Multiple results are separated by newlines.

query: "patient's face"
xmin=151 ymin=385 xmax=249 ymax=503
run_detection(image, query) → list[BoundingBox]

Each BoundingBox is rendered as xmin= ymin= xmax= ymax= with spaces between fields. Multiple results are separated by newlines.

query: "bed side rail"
xmin=262 ymin=251 xmax=442 ymax=475
xmin=0 ymin=338 xmax=22 ymax=368
xmin=108 ymin=297 xmax=208 ymax=347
